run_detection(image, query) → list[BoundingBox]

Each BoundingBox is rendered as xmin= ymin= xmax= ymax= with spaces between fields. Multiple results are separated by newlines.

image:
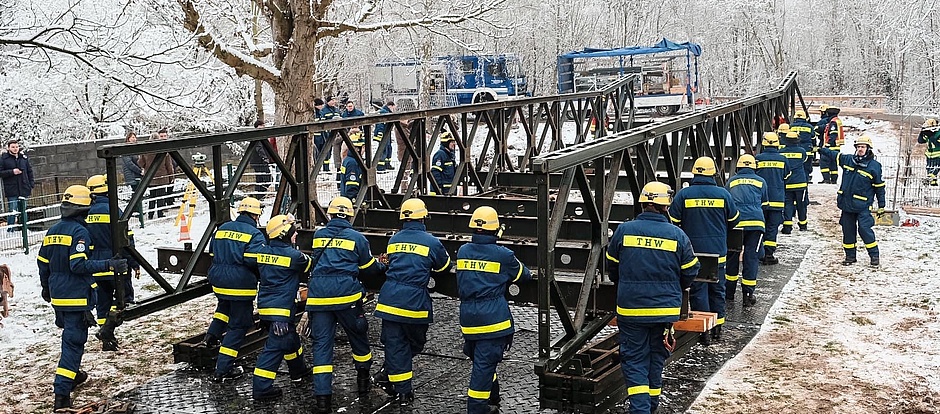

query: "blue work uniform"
xmin=818 ymin=148 xmax=886 ymax=261
xmin=373 ymin=105 xmax=394 ymax=172
xmin=38 ymin=217 xmax=111 ymax=397
xmin=252 ymin=239 xmax=312 ymax=397
xmin=818 ymin=116 xmax=844 ymax=183
xmin=305 ymin=217 xmax=386 ymax=396
xmin=341 ymin=153 xmax=363 ymax=199
xmin=456 ymin=232 xmax=532 ymax=414
xmin=375 ymin=220 xmax=451 ymax=394
xmin=780 ymin=142 xmax=808 ymax=231
xmin=755 ymin=147 xmax=787 ymax=257
xmin=791 ymin=117 xmax=816 ymax=181
xmin=605 ymin=211 xmax=699 ymax=414
xmin=430 ymin=144 xmax=457 ymax=195
xmin=724 ymin=169 xmax=768 ymax=299
xmin=917 ymin=128 xmax=940 ymax=185
xmin=206 ymin=213 xmax=265 ymax=377
xmin=85 ymin=195 xmax=139 ymax=325
xmin=668 ymin=176 xmax=739 ymax=327
xmin=319 ymin=105 xmax=342 ymax=172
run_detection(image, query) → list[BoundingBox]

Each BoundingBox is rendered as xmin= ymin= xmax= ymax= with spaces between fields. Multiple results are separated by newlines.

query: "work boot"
xmin=211 ymin=366 xmax=244 ymax=383
xmin=252 ymin=386 xmax=283 ymax=401
xmin=356 ymin=368 xmax=371 ymax=395
xmin=485 ymin=405 xmax=500 ymax=414
xmin=53 ymin=394 xmax=71 ymax=411
xmin=199 ymin=333 xmax=221 ymax=349
xmin=397 ymin=392 xmax=414 ymax=407
xmin=74 ymin=370 xmax=88 ymax=386
xmin=870 ymin=257 xmax=880 ymax=267
xmin=842 ymin=257 xmax=857 ymax=266
xmin=371 ymin=367 xmax=395 ymax=396
xmin=799 ymin=224 xmax=808 ymax=231
xmin=314 ymin=394 xmax=332 ymax=414
xmin=781 ymin=226 xmax=792 ymax=235
xmin=290 ymin=369 xmax=311 ymax=385
xmin=699 ymin=332 xmax=711 ymax=346
xmin=711 ymin=325 xmax=722 ymax=342
xmin=761 ymin=254 xmax=778 ymax=265
xmin=743 ymin=293 xmax=757 ymax=307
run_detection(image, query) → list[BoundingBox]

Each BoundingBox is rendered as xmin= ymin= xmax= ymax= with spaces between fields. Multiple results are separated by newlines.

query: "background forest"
xmin=2 ymin=0 xmax=939 ymax=144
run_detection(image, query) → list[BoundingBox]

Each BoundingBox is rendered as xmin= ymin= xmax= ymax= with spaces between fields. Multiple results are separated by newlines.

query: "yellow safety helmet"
xmin=762 ymin=132 xmax=780 ymax=147
xmin=399 ymin=198 xmax=428 ymax=220
xmin=827 ymin=105 xmax=840 ymax=111
xmin=785 ymin=130 xmax=799 ymax=142
xmin=266 ymin=214 xmax=295 ymax=239
xmin=638 ymin=181 xmax=673 ymax=206
xmin=469 ymin=206 xmax=499 ymax=231
xmin=86 ymin=175 xmax=108 ymax=194
xmin=776 ymin=123 xmax=790 ymax=134
xmin=794 ymin=110 xmax=807 ymax=120
xmin=923 ymin=118 xmax=937 ymax=128
xmin=854 ymin=135 xmax=874 ymax=149
xmin=327 ymin=196 xmax=354 ymax=216
xmin=819 ymin=104 xmax=829 ymax=113
xmin=736 ymin=154 xmax=756 ymax=169
xmin=62 ymin=185 xmax=93 ymax=206
xmin=440 ymin=131 xmax=455 ymax=143
xmin=237 ymin=197 xmax=263 ymax=215
xmin=692 ymin=156 xmax=717 ymax=176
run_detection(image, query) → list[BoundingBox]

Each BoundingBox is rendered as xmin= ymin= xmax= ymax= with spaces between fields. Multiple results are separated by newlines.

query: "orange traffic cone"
xmin=178 ymin=219 xmax=191 ymax=241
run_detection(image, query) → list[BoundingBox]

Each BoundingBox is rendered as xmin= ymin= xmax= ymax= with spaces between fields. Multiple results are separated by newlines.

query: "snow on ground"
xmin=1 ymin=117 xmax=938 ymax=413
xmin=689 ymin=119 xmax=940 ymax=413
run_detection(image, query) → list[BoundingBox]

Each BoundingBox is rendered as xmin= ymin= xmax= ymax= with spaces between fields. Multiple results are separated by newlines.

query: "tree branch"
xmin=178 ymin=0 xmax=282 ymax=88
xmin=316 ymin=0 xmax=507 ymax=38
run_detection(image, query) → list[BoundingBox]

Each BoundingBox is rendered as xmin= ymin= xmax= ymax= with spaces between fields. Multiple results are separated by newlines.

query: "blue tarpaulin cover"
xmin=560 ymin=38 xmax=702 ymax=59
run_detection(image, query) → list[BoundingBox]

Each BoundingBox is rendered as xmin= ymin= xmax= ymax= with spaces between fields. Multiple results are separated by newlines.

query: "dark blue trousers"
xmin=840 ymin=210 xmax=879 ymax=260
xmin=212 ymin=299 xmax=254 ymax=376
xmin=252 ymin=323 xmax=308 ymax=396
xmin=726 ymin=230 xmax=763 ymax=298
xmin=315 ymin=134 xmax=330 ymax=171
xmin=690 ymin=262 xmax=726 ymax=325
xmin=94 ymin=279 xmax=116 ymax=326
xmin=380 ymin=319 xmax=428 ymax=394
xmin=617 ymin=320 xmax=670 ymax=414
xmin=463 ymin=336 xmax=510 ymax=414
xmin=762 ymin=210 xmax=783 ymax=257
xmin=54 ymin=311 xmax=88 ymax=396
xmin=309 ymin=304 xmax=372 ymax=396
xmin=803 ymin=155 xmax=814 ymax=181
xmin=783 ymin=189 xmax=808 ymax=229
xmin=820 ymin=150 xmax=839 ymax=182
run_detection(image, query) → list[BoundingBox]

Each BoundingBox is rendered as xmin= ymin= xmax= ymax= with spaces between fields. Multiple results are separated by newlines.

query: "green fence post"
xmin=19 ymin=197 xmax=28 ymax=254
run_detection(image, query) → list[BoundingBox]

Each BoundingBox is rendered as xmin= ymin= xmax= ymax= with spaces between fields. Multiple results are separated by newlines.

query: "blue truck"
xmin=557 ymin=39 xmax=702 ymax=116
xmin=372 ymin=54 xmax=529 ymax=110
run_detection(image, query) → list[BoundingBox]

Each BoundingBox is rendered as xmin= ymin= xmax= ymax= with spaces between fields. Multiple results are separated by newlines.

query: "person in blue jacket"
xmin=724 ymin=155 xmax=768 ymax=307
xmin=755 ymin=132 xmax=788 ymax=265
xmin=306 ymin=196 xmax=386 ymax=413
xmin=818 ymin=135 xmax=886 ymax=267
xmin=84 ymin=175 xmax=139 ymax=352
xmin=320 ymin=96 xmax=343 ymax=180
xmin=814 ymin=105 xmax=832 ymax=182
xmin=791 ymin=110 xmax=816 ymax=183
xmin=373 ymin=102 xmax=396 ymax=172
xmin=252 ymin=214 xmax=313 ymax=401
xmin=341 ymin=130 xmax=365 ymax=200
xmin=205 ymin=197 xmax=266 ymax=382
xmin=917 ymin=118 xmax=940 ymax=186
xmin=606 ymin=181 xmax=699 ymax=414
xmin=38 ymin=185 xmax=127 ymax=411
xmin=430 ymin=132 xmax=457 ymax=195
xmin=668 ymin=157 xmax=739 ymax=345
xmin=372 ymin=198 xmax=451 ymax=406
xmin=780 ymin=130 xmax=809 ymax=233
xmin=817 ymin=106 xmax=844 ymax=184
xmin=457 ymin=206 xmax=532 ymax=414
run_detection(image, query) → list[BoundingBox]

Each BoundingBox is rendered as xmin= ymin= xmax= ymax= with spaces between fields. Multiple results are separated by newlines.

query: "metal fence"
xmin=879 ymin=154 xmax=940 ymax=210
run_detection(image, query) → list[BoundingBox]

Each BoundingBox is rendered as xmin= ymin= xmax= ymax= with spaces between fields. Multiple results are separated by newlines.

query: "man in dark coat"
xmin=0 ymin=139 xmax=35 ymax=232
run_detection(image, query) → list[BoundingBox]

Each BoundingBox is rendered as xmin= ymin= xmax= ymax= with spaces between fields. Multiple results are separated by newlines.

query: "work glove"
xmin=41 ymin=288 xmax=50 ymax=303
xmin=108 ymin=257 xmax=128 ymax=274
xmin=876 ymin=207 xmax=886 ymax=218
xmin=296 ymin=313 xmax=311 ymax=337
xmin=272 ymin=321 xmax=290 ymax=337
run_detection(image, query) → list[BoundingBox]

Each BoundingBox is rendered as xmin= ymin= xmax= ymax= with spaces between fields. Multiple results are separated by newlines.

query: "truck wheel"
xmin=474 ymin=93 xmax=495 ymax=104
xmin=655 ymin=105 xmax=678 ymax=116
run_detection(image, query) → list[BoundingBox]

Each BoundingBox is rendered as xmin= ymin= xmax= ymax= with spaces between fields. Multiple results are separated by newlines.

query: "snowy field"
xmin=0 ymin=117 xmax=938 ymax=413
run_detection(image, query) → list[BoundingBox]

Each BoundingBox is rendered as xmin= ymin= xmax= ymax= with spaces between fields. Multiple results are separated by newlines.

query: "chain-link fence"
xmin=879 ymin=154 xmax=940 ymax=210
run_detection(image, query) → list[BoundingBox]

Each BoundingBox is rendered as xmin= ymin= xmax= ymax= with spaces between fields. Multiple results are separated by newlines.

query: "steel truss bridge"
xmin=97 ymin=72 xmax=807 ymax=412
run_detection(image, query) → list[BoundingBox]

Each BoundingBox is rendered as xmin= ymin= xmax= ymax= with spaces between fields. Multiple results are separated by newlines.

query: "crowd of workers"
xmin=35 ymin=103 xmax=907 ymax=414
